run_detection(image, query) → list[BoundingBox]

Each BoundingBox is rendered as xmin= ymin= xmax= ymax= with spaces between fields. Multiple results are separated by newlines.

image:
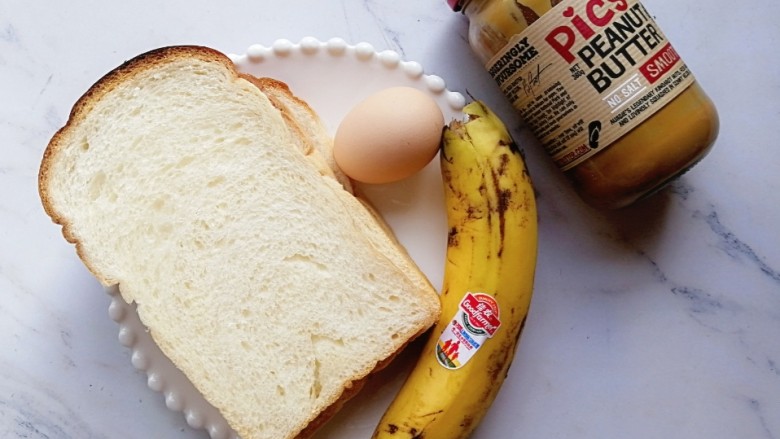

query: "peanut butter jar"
xmin=448 ymin=0 xmax=719 ymax=209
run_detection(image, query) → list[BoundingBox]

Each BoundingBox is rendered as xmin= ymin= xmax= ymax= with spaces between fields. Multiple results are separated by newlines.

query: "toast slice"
xmin=39 ymin=45 xmax=440 ymax=439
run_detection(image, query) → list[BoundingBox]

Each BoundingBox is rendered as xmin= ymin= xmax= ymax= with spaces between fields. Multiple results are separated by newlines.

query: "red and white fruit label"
xmin=436 ymin=292 xmax=502 ymax=370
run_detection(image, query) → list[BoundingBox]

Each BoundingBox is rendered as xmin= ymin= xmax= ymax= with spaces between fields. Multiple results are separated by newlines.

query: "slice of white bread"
xmin=39 ymin=46 xmax=440 ymax=439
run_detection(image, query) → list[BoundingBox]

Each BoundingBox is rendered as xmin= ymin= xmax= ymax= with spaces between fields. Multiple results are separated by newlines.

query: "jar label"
xmin=486 ymin=0 xmax=696 ymax=171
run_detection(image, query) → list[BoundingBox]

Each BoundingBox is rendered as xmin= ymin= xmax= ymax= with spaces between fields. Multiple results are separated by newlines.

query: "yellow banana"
xmin=372 ymin=101 xmax=538 ymax=439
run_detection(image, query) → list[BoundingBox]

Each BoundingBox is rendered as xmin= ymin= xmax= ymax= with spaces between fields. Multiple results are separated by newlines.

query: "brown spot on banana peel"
xmin=496 ymin=141 xmax=536 ymax=218
xmin=494 ymin=123 xmax=532 ymax=182
xmin=406 ymin=408 xmax=446 ymax=439
xmin=496 ymin=149 xmax=511 ymax=173
xmin=421 ymin=410 xmax=445 ymax=418
xmin=447 ymin=226 xmax=459 ymax=248
xmin=378 ymin=389 xmax=444 ymax=438
xmin=381 ymin=423 xmax=431 ymax=439
xmin=467 ymin=204 xmax=484 ymax=221
xmin=489 ymin=165 xmax=510 ymax=258
xmin=467 ymin=103 xmax=487 ymax=121
xmin=499 ymin=138 xmax=527 ymax=174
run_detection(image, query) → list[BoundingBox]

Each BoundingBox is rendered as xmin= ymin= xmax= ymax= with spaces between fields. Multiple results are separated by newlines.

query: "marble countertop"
xmin=2 ymin=0 xmax=779 ymax=438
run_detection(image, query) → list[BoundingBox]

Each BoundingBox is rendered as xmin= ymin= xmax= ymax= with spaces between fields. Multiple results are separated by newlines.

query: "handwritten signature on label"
xmin=520 ymin=62 xmax=554 ymax=98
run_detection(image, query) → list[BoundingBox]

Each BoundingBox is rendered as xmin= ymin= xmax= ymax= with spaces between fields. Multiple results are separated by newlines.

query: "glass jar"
xmin=447 ymin=0 xmax=719 ymax=209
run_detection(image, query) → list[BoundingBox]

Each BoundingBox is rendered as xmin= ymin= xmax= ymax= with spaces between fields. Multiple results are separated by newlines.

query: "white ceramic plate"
xmin=107 ymin=37 xmax=466 ymax=439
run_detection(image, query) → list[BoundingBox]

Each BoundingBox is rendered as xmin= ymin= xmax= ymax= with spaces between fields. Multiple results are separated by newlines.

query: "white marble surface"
xmin=2 ymin=0 xmax=779 ymax=438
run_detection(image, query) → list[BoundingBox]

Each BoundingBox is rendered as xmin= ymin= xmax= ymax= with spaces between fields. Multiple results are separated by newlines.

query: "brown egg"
xmin=334 ymin=86 xmax=445 ymax=184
